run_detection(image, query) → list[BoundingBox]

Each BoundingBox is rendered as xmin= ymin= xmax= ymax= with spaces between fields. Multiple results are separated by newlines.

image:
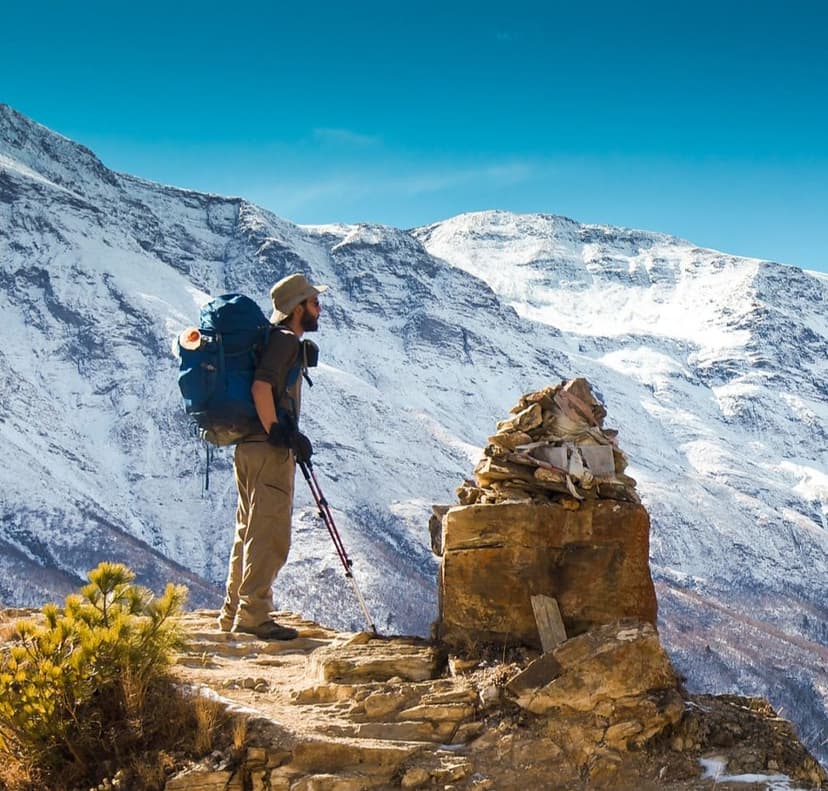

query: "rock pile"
xmin=435 ymin=379 xmax=657 ymax=650
xmin=456 ymin=378 xmax=639 ymax=506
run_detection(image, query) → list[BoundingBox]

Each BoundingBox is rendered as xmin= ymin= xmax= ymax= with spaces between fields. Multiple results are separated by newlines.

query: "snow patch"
xmin=700 ymin=756 xmax=808 ymax=789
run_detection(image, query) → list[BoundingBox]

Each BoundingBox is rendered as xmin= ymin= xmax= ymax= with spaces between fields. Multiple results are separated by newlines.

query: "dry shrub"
xmin=0 ymin=621 xmax=19 ymax=642
xmin=0 ymin=562 xmax=197 ymax=791
xmin=193 ymin=694 xmax=223 ymax=755
xmin=0 ymin=761 xmax=31 ymax=791
xmin=233 ymin=715 xmax=248 ymax=752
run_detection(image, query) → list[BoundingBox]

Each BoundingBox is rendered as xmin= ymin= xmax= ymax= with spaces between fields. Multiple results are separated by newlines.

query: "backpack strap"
xmin=278 ymin=352 xmax=304 ymax=428
xmin=203 ymin=443 xmax=212 ymax=493
xmin=274 ymin=332 xmax=312 ymax=429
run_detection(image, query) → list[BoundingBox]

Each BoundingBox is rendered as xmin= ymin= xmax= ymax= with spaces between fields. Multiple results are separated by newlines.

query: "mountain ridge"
xmin=1 ymin=104 xmax=826 ymax=765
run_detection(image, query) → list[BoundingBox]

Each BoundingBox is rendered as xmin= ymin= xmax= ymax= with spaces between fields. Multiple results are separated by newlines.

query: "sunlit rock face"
xmin=439 ymin=500 xmax=657 ymax=650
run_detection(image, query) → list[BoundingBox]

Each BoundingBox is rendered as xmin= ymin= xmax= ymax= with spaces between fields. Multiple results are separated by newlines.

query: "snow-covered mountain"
xmin=1 ymin=104 xmax=827 ymax=763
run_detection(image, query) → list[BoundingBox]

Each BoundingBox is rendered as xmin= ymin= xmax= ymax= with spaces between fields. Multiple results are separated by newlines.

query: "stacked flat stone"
xmin=457 ymin=378 xmax=639 ymax=506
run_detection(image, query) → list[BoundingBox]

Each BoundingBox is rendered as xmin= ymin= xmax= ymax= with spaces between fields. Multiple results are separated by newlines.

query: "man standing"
xmin=218 ymin=273 xmax=326 ymax=640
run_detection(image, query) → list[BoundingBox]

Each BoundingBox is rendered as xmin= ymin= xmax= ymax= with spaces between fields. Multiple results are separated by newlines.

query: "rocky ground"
xmin=166 ymin=610 xmax=827 ymax=791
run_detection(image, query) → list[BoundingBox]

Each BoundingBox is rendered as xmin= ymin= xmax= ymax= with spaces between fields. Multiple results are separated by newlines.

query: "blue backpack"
xmin=176 ymin=294 xmax=271 ymax=446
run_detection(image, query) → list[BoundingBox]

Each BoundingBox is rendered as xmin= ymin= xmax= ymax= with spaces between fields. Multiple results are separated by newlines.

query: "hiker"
xmin=217 ymin=273 xmax=326 ymax=640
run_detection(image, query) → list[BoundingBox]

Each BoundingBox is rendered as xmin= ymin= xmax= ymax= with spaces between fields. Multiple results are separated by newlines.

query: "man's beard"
xmin=300 ymin=306 xmax=318 ymax=332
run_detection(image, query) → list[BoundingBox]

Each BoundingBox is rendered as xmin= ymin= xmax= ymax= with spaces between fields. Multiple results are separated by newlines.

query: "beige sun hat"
xmin=269 ymin=273 xmax=328 ymax=323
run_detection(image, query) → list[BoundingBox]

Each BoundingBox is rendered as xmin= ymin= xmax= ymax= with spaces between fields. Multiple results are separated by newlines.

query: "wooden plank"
xmin=531 ymin=595 xmax=567 ymax=653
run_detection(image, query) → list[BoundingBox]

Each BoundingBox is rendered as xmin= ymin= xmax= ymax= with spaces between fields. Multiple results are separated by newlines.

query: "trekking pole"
xmin=297 ymin=459 xmax=378 ymax=636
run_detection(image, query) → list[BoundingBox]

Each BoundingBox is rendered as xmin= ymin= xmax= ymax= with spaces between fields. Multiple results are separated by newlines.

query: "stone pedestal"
xmin=437 ymin=501 xmax=657 ymax=650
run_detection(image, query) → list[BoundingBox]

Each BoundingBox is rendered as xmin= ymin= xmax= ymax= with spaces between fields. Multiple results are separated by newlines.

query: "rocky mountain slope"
xmin=158 ymin=610 xmax=828 ymax=789
xmin=3 ymin=605 xmax=824 ymax=790
xmin=0 ymin=104 xmax=826 ymax=765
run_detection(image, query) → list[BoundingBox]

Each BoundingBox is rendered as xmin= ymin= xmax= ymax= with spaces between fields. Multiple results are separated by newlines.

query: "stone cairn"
xmin=456 ymin=377 xmax=639 ymax=507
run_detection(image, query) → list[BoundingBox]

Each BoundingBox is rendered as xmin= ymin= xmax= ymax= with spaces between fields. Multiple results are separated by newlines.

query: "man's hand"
xmin=267 ymin=422 xmax=313 ymax=463
xmin=289 ymin=431 xmax=313 ymax=463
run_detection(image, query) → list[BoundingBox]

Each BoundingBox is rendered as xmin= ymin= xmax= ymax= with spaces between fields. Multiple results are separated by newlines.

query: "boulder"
xmin=506 ymin=620 xmax=678 ymax=715
xmin=438 ymin=500 xmax=657 ymax=649
xmin=309 ymin=637 xmax=443 ymax=683
xmin=164 ymin=770 xmax=243 ymax=791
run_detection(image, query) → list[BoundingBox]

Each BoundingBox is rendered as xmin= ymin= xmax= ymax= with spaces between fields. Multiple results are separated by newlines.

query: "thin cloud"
xmin=391 ymin=162 xmax=535 ymax=196
xmin=259 ymin=159 xmax=544 ymax=215
xmin=312 ymin=127 xmax=381 ymax=146
xmin=266 ymin=179 xmax=357 ymax=212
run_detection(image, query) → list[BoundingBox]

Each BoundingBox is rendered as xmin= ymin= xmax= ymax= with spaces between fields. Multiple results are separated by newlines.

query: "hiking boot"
xmin=233 ymin=621 xmax=298 ymax=641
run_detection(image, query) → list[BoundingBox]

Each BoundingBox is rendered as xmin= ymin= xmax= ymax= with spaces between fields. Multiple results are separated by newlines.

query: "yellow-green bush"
xmin=0 ymin=562 xmax=189 ymax=790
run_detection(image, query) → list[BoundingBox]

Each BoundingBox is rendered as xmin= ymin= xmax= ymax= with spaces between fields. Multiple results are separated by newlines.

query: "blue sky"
xmin=3 ymin=0 xmax=827 ymax=271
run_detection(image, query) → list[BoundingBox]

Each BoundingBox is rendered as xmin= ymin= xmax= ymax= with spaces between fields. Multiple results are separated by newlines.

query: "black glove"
xmin=267 ymin=423 xmax=313 ymax=463
xmin=288 ymin=430 xmax=313 ymax=463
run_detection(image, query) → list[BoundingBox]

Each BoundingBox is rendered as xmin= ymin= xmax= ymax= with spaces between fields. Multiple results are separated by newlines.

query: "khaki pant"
xmin=219 ymin=439 xmax=295 ymax=630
